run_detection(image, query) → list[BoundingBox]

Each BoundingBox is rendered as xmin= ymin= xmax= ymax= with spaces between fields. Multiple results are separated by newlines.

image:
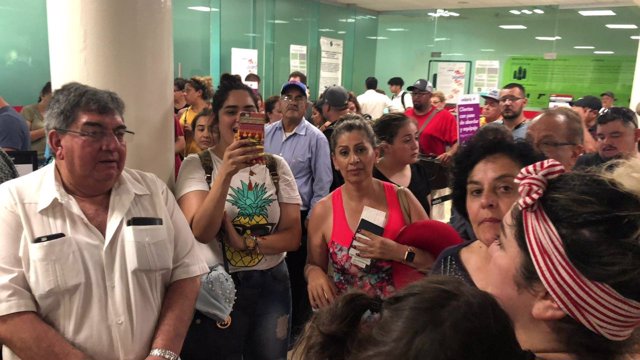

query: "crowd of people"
xmin=0 ymin=71 xmax=639 ymax=360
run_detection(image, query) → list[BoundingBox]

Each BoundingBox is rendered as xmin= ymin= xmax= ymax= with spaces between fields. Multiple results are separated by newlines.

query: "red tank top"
xmin=328 ymin=181 xmax=407 ymax=297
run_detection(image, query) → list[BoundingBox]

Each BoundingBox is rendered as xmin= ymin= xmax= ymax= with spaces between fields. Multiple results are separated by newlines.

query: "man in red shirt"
xmin=405 ymin=79 xmax=458 ymax=165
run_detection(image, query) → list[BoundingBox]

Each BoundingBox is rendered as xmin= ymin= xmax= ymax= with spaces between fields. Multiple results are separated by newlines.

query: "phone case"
xmin=236 ymin=112 xmax=266 ymax=165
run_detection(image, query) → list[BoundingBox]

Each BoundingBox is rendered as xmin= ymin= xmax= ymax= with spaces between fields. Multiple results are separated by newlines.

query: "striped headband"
xmin=515 ymin=159 xmax=640 ymax=341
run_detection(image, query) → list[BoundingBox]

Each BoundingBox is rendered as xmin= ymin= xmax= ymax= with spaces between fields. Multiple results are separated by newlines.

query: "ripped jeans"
xmin=181 ymin=260 xmax=291 ymax=360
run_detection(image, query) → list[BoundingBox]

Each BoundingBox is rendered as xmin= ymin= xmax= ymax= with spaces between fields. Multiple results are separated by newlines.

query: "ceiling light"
xmin=338 ymin=18 xmax=356 ymax=23
xmin=366 ymin=36 xmax=388 ymax=40
xmin=509 ymin=10 xmax=521 ymax=15
xmin=594 ymin=51 xmax=614 ymax=54
xmin=244 ymin=33 xmax=260 ymax=37
xmin=574 ymin=46 xmax=595 ymax=49
xmin=480 ymin=49 xmax=495 ymax=52
xmin=579 ymin=10 xmax=616 ymax=16
xmin=386 ymin=28 xmax=408 ymax=32
xmin=429 ymin=9 xmax=459 ymax=17
xmin=521 ymin=10 xmax=533 ymax=15
xmin=533 ymin=9 xmax=544 ymax=14
xmin=337 ymin=31 xmax=347 ymax=34
xmin=606 ymin=24 xmax=638 ymax=29
xmin=434 ymin=37 xmax=450 ymax=41
xmin=500 ymin=25 xmax=527 ymax=29
xmin=632 ymin=36 xmax=640 ymax=40
xmin=188 ymin=6 xmax=219 ymax=12
xmin=267 ymin=20 xmax=289 ymax=24
xmin=318 ymin=28 xmax=335 ymax=32
xmin=536 ymin=36 xmax=562 ymax=41
xmin=443 ymin=53 xmax=464 ymax=56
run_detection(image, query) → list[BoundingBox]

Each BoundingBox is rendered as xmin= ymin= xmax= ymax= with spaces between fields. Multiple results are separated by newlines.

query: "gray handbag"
xmin=196 ymin=263 xmax=236 ymax=328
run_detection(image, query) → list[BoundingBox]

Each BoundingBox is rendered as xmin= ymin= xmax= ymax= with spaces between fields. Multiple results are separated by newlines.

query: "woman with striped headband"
xmin=482 ymin=158 xmax=640 ymax=360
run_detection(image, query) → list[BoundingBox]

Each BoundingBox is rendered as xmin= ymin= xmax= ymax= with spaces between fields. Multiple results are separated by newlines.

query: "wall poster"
xmin=290 ymin=44 xmax=307 ymax=75
xmin=231 ymin=48 xmax=258 ymax=81
xmin=428 ymin=60 xmax=472 ymax=104
xmin=318 ymin=36 xmax=343 ymax=95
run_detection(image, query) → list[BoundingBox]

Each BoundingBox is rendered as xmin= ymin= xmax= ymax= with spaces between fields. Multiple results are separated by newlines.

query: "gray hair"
xmin=45 ymin=82 xmax=125 ymax=132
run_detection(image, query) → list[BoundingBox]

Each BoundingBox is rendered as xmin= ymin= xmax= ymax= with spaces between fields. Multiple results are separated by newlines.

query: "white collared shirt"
xmin=0 ymin=163 xmax=208 ymax=360
xmin=357 ymin=89 xmax=393 ymax=120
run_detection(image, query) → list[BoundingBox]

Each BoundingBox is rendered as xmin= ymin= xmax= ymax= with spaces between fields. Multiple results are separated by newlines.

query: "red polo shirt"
xmin=405 ymin=107 xmax=458 ymax=156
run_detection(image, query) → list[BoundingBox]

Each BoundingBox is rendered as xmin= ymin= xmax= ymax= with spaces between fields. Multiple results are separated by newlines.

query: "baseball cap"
xmin=481 ymin=89 xmax=500 ymax=102
xmin=280 ymin=81 xmax=307 ymax=96
xmin=406 ymin=79 xmax=434 ymax=93
xmin=319 ymin=85 xmax=349 ymax=109
xmin=571 ymin=95 xmax=602 ymax=112
xmin=600 ymin=91 xmax=616 ymax=99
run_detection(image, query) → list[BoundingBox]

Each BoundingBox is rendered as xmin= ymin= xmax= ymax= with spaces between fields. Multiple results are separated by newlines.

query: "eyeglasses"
xmin=537 ymin=141 xmax=575 ymax=152
xmin=499 ymin=96 xmax=524 ymax=103
xmin=56 ymin=127 xmax=135 ymax=144
xmin=281 ymin=95 xmax=306 ymax=102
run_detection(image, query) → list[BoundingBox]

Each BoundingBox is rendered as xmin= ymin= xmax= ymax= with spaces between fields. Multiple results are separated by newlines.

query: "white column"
xmin=46 ymin=0 xmax=175 ymax=185
xmin=630 ymin=39 xmax=640 ymax=111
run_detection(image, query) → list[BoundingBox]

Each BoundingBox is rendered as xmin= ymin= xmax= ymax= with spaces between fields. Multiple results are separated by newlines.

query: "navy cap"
xmin=281 ymin=81 xmax=307 ymax=96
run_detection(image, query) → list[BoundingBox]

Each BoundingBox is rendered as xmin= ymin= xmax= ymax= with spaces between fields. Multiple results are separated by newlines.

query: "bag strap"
xmin=198 ymin=150 xmax=214 ymax=187
xmin=417 ymin=108 xmax=441 ymax=135
xmin=396 ymin=186 xmax=412 ymax=225
xmin=197 ymin=150 xmax=229 ymax=273
xmin=400 ymin=91 xmax=408 ymax=109
xmin=264 ymin=154 xmax=280 ymax=198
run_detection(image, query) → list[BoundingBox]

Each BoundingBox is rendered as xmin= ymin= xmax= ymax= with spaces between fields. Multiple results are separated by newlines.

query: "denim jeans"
xmin=181 ymin=260 xmax=292 ymax=360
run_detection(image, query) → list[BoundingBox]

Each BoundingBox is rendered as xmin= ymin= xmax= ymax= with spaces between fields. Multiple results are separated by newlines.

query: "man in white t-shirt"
xmin=357 ymin=77 xmax=392 ymax=120
xmin=388 ymin=76 xmax=413 ymax=113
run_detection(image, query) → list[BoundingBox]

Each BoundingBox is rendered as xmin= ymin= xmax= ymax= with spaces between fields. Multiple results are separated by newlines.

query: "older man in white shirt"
xmin=0 ymin=82 xmax=208 ymax=360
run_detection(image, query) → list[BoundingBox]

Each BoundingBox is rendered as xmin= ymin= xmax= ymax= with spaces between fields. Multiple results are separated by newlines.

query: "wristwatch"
xmin=149 ymin=348 xmax=180 ymax=360
xmin=403 ymin=246 xmax=416 ymax=263
xmin=243 ymin=234 xmax=258 ymax=251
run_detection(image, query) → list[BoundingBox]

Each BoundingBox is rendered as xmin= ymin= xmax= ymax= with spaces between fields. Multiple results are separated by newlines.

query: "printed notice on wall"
xmin=319 ymin=36 xmax=343 ymax=94
xmin=456 ymin=94 xmax=481 ymax=145
xmin=473 ymin=60 xmax=500 ymax=93
xmin=290 ymin=45 xmax=307 ymax=75
xmin=231 ymin=48 xmax=258 ymax=82
xmin=436 ymin=62 xmax=467 ymax=104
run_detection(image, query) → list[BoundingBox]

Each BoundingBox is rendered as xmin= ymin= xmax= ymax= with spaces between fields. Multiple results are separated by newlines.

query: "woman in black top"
xmin=372 ymin=113 xmax=432 ymax=215
xmin=431 ymin=126 xmax=541 ymax=287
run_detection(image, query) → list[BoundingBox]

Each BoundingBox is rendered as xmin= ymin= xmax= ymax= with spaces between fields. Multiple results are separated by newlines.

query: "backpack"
xmin=400 ymin=91 xmax=409 ymax=110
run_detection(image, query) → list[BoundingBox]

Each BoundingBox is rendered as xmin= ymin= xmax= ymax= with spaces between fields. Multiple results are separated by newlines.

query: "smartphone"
xmin=236 ymin=112 xmax=265 ymax=165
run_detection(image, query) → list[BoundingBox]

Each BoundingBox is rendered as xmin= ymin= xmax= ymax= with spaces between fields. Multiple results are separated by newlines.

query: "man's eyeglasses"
xmin=55 ymin=128 xmax=135 ymax=144
xmin=281 ymin=95 xmax=306 ymax=103
xmin=537 ymin=141 xmax=575 ymax=152
xmin=499 ymin=96 xmax=524 ymax=103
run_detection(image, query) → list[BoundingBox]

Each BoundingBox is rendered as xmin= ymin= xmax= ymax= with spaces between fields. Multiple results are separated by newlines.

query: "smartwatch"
xmin=403 ymin=246 xmax=416 ymax=263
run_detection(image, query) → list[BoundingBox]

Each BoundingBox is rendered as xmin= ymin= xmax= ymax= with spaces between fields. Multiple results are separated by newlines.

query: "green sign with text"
xmin=503 ymin=56 xmax=635 ymax=109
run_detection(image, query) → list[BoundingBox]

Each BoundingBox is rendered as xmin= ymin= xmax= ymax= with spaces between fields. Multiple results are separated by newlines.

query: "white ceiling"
xmin=321 ymin=0 xmax=640 ymax=12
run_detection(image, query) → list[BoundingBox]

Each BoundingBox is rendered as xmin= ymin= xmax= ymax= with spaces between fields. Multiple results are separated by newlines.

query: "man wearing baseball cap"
xmin=480 ymin=89 xmax=501 ymax=126
xmin=318 ymin=85 xmax=350 ymax=190
xmin=405 ymin=79 xmax=458 ymax=165
xmin=264 ymin=80 xmax=332 ymax=339
xmin=600 ymin=91 xmax=616 ymax=110
xmin=571 ymin=95 xmax=601 ymax=153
